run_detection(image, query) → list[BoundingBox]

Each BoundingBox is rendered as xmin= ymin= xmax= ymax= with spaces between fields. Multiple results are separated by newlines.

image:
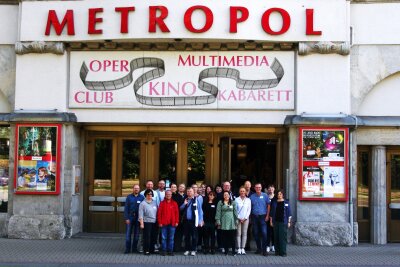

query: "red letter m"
xmin=45 ymin=10 xmax=75 ymax=36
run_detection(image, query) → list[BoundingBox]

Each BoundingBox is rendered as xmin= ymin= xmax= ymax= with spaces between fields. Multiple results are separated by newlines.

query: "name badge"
xmin=211 ymin=205 xmax=215 ymax=208
xmin=260 ymin=196 xmax=264 ymax=199
xmin=229 ymin=206 xmax=233 ymax=209
xmin=285 ymin=203 xmax=289 ymax=207
xmin=137 ymin=201 xmax=141 ymax=203
xmin=193 ymin=203 xmax=197 ymax=206
xmin=153 ymin=206 xmax=157 ymax=209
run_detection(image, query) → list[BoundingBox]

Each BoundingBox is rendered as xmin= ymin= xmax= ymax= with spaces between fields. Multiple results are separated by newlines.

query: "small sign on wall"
xmin=299 ymin=127 xmax=349 ymax=201
xmin=72 ymin=165 xmax=81 ymax=195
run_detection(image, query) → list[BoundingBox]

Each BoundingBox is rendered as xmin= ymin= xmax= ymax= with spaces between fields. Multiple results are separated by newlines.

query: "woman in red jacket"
xmin=157 ymin=190 xmax=179 ymax=256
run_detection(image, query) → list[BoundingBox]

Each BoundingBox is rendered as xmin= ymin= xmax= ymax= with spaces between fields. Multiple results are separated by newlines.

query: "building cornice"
xmin=15 ymin=41 xmax=65 ymax=55
xmin=298 ymin=42 xmax=350 ymax=56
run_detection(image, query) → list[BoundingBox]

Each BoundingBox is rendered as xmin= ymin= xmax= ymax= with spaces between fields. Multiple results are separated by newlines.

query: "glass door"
xmin=87 ymin=138 xmax=145 ymax=233
xmin=388 ymin=151 xmax=400 ymax=242
xmin=357 ymin=147 xmax=371 ymax=242
xmin=87 ymin=138 xmax=116 ymax=232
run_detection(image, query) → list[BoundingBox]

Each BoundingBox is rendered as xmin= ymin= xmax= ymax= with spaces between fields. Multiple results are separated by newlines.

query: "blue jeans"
xmin=125 ymin=217 xmax=140 ymax=252
xmin=161 ymin=225 xmax=176 ymax=252
xmin=252 ymin=214 xmax=268 ymax=251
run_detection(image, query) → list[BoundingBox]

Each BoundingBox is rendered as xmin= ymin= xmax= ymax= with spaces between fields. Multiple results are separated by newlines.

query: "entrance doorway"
xmin=387 ymin=150 xmax=400 ymax=242
xmin=220 ymin=138 xmax=278 ymax=192
xmin=84 ymin=126 xmax=283 ymax=233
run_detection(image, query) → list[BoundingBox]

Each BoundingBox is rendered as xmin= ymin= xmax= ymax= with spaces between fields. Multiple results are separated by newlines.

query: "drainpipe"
xmin=349 ymin=115 xmax=358 ymax=246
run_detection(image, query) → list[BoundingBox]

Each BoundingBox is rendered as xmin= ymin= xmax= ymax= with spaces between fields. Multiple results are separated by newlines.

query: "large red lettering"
xmin=306 ymin=9 xmax=322 ymax=35
xmin=184 ymin=6 xmax=213 ymax=33
xmin=45 ymin=10 xmax=75 ymax=36
xmin=229 ymin=6 xmax=249 ymax=33
xmin=115 ymin=7 xmax=135 ymax=34
xmin=261 ymin=8 xmax=291 ymax=35
xmin=88 ymin=8 xmax=103 ymax=34
xmin=149 ymin=6 xmax=170 ymax=32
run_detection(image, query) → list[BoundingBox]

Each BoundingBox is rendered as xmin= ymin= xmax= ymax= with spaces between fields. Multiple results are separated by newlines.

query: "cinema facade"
xmin=0 ymin=0 xmax=399 ymax=245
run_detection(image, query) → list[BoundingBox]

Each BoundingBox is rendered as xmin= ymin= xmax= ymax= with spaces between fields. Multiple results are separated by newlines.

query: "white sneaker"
xmin=271 ymin=246 xmax=275 ymax=252
xmin=266 ymin=247 xmax=270 ymax=252
xmin=237 ymin=249 xmax=242 ymax=255
xmin=184 ymin=251 xmax=190 ymax=256
xmin=221 ymin=248 xmax=225 ymax=253
xmin=242 ymin=249 xmax=246 ymax=255
xmin=190 ymin=251 xmax=196 ymax=256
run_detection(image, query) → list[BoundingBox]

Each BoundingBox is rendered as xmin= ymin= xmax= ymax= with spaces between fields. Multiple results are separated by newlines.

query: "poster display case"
xmin=14 ymin=124 xmax=61 ymax=195
xmin=299 ymin=127 xmax=348 ymax=201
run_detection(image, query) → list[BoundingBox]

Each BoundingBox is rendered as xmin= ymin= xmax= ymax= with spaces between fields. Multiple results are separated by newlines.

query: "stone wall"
xmin=0 ymin=45 xmax=15 ymax=112
xmin=288 ymin=127 xmax=355 ymax=246
xmin=7 ymin=123 xmax=83 ymax=239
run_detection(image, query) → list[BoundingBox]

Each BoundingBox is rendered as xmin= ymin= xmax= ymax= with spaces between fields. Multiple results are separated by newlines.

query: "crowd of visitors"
xmin=124 ymin=179 xmax=292 ymax=257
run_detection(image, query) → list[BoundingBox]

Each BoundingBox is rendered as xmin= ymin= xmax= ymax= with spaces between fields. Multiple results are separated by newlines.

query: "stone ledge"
xmin=294 ymin=222 xmax=353 ymax=246
xmin=0 ymin=112 xmax=77 ymax=123
xmin=8 ymin=215 xmax=66 ymax=240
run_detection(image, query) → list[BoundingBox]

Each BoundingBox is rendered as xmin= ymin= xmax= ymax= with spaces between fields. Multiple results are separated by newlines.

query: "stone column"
xmin=371 ymin=145 xmax=387 ymax=244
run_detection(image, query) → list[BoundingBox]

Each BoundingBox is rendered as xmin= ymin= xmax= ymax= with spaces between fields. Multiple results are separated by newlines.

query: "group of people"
xmin=124 ymin=179 xmax=292 ymax=257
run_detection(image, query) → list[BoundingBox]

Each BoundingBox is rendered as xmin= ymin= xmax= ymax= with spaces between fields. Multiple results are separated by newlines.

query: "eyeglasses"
xmin=146 ymin=194 xmax=153 ymax=196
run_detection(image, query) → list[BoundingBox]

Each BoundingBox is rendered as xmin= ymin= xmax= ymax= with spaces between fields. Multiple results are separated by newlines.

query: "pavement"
xmin=0 ymin=234 xmax=399 ymax=267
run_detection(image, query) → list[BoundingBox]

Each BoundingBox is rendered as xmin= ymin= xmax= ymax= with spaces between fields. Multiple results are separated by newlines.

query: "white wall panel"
xmin=297 ymin=54 xmax=350 ymax=115
xmin=15 ymin=54 xmax=68 ymax=112
xmin=0 ymin=6 xmax=18 ymax=45
xmin=351 ymin=3 xmax=400 ymax=45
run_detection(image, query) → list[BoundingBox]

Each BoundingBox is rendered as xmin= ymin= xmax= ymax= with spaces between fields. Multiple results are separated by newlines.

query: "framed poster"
xmin=299 ymin=127 xmax=348 ymax=201
xmin=14 ymin=124 xmax=61 ymax=195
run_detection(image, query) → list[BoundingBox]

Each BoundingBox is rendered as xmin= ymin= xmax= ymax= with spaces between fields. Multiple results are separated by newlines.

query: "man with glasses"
xmin=249 ymin=183 xmax=271 ymax=256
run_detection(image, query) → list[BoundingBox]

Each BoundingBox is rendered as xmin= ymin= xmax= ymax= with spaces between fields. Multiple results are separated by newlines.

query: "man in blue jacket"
xmin=124 ymin=184 xmax=144 ymax=254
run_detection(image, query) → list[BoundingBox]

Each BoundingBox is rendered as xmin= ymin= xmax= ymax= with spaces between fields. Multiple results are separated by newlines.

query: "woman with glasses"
xmin=139 ymin=189 xmax=158 ymax=255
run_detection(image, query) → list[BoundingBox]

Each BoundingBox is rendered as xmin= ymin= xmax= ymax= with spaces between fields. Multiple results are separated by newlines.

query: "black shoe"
xmin=232 ymin=252 xmax=237 ymax=256
xmin=263 ymin=251 xmax=268 ymax=256
xmin=167 ymin=252 xmax=174 ymax=256
xmin=224 ymin=252 xmax=228 ymax=256
xmin=203 ymin=250 xmax=208 ymax=254
xmin=255 ymin=249 xmax=261 ymax=254
xmin=160 ymin=251 xmax=166 ymax=256
xmin=124 ymin=250 xmax=130 ymax=254
xmin=210 ymin=249 xmax=215 ymax=255
xmin=275 ymin=252 xmax=279 ymax=256
xmin=281 ymin=254 xmax=287 ymax=257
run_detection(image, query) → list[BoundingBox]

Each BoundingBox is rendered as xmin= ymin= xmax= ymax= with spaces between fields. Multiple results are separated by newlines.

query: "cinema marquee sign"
xmin=69 ymin=51 xmax=295 ymax=110
xmin=20 ymin=0 xmax=348 ymax=42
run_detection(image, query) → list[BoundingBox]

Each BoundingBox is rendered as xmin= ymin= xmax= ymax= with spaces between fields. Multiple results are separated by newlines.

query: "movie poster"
xmin=14 ymin=124 xmax=61 ymax=194
xmin=299 ymin=128 xmax=348 ymax=201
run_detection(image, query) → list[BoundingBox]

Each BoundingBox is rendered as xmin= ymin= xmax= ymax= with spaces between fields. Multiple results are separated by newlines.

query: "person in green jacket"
xmin=215 ymin=191 xmax=238 ymax=256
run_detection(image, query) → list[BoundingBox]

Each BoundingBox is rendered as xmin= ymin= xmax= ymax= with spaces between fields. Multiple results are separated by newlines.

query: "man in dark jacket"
xmin=124 ymin=184 xmax=144 ymax=254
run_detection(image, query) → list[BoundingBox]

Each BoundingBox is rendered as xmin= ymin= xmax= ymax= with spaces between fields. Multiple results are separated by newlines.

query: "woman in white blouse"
xmin=235 ymin=186 xmax=252 ymax=255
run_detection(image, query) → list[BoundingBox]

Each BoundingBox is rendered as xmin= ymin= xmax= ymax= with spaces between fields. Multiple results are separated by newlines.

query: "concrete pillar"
xmin=371 ymin=145 xmax=387 ymax=244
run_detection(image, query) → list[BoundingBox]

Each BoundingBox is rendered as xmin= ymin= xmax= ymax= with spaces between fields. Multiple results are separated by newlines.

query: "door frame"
xmin=386 ymin=147 xmax=400 ymax=242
